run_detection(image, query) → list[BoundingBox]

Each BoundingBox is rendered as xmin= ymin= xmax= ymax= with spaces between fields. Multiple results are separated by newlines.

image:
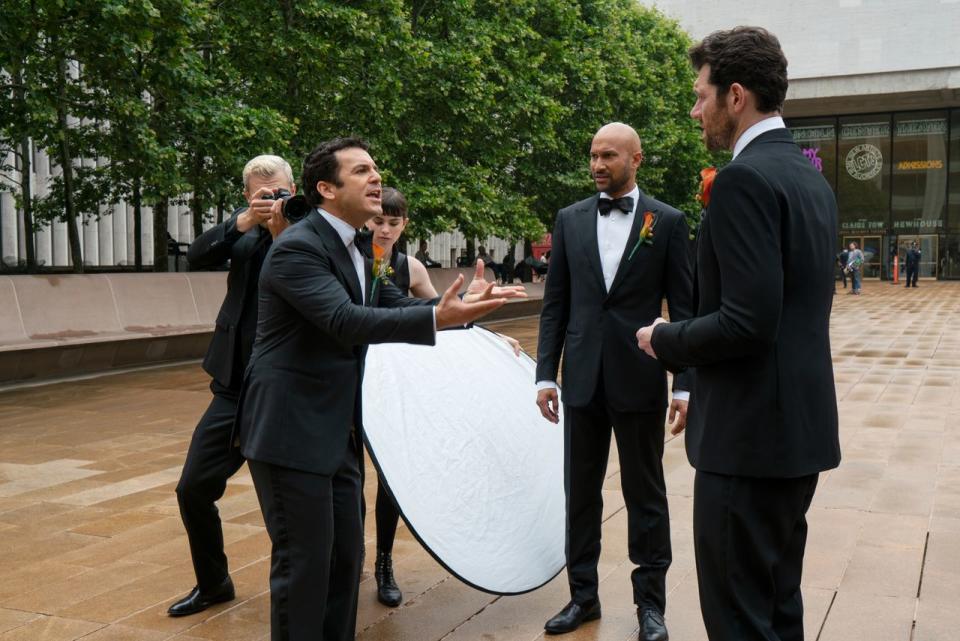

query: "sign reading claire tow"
xmin=845 ymin=144 xmax=883 ymax=181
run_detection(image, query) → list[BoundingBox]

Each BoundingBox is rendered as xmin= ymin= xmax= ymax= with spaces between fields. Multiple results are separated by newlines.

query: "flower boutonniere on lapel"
xmin=698 ymin=167 xmax=717 ymax=211
xmin=369 ymin=243 xmax=394 ymax=303
xmin=627 ymin=211 xmax=657 ymax=261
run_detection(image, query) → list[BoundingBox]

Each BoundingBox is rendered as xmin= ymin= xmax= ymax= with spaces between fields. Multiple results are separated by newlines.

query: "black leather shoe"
xmin=638 ymin=607 xmax=668 ymax=641
xmin=375 ymin=550 xmax=403 ymax=607
xmin=544 ymin=600 xmax=601 ymax=634
xmin=167 ymin=577 xmax=235 ymax=617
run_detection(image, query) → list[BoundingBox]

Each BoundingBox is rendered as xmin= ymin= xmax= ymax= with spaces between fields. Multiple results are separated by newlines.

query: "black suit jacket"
xmin=187 ymin=208 xmax=271 ymax=389
xmin=236 ymin=209 xmax=435 ymax=475
xmin=536 ymin=190 xmax=694 ymax=412
xmin=652 ymin=128 xmax=841 ymax=478
xmin=906 ymin=249 xmax=921 ymax=269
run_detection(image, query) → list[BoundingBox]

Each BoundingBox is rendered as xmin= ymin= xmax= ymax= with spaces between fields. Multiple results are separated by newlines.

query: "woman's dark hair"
xmin=381 ymin=187 xmax=408 ymax=218
xmin=302 ymin=137 xmax=369 ymax=206
xmin=689 ymin=26 xmax=788 ymax=113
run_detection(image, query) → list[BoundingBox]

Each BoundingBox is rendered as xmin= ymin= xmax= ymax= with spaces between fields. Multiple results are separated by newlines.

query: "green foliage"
xmin=2 ymin=0 xmax=713 ymax=270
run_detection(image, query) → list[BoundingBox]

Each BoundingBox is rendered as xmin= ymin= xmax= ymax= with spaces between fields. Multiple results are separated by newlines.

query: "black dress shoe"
xmin=167 ymin=577 xmax=236 ymax=617
xmin=544 ymin=600 xmax=601 ymax=634
xmin=375 ymin=550 xmax=402 ymax=607
xmin=638 ymin=607 xmax=669 ymax=641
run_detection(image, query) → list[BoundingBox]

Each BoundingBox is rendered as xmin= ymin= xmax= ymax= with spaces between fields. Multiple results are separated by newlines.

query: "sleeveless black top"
xmin=356 ymin=231 xmax=411 ymax=297
xmin=390 ymin=250 xmax=411 ymax=296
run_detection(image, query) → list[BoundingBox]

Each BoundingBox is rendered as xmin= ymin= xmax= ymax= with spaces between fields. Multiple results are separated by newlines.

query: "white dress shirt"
xmin=732 ymin=115 xmax=786 ymax=160
xmin=320 ymin=209 xmax=366 ymax=304
xmin=536 ymin=186 xmax=689 ymax=402
xmin=319 ymin=209 xmax=436 ymax=332
xmin=597 ymin=185 xmax=640 ymax=292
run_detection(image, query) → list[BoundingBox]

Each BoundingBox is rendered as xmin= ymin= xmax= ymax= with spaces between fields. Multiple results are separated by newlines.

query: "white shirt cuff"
xmin=536 ymin=380 xmax=557 ymax=391
xmin=672 ymin=391 xmax=690 ymax=402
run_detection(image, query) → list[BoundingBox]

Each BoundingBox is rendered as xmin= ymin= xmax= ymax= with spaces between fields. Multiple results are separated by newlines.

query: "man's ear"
xmin=289 ymin=184 xmax=297 ymax=195
xmin=317 ymin=180 xmax=336 ymax=201
xmin=728 ymin=82 xmax=748 ymax=113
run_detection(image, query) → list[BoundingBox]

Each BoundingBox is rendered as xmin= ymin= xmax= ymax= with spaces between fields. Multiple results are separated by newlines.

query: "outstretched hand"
xmin=464 ymin=259 xmax=527 ymax=303
xmin=435 ymin=274 xmax=506 ymax=329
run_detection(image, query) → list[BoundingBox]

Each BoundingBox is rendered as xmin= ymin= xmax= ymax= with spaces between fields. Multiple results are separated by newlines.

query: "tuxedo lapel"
xmin=605 ymin=190 xmax=651 ymax=299
xmin=305 ymin=210 xmax=364 ymax=305
xmin=365 ymin=256 xmax=376 ymax=306
xmin=577 ymin=195 xmax=607 ymax=294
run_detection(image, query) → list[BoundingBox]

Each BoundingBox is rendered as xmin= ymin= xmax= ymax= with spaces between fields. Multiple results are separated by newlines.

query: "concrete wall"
xmin=648 ymin=0 xmax=960 ymax=114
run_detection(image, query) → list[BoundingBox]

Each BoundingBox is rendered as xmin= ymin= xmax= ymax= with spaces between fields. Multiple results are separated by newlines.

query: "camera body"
xmin=261 ymin=188 xmax=309 ymax=223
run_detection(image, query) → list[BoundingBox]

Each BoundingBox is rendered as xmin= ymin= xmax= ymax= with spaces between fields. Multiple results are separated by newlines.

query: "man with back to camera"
xmin=536 ymin=122 xmax=694 ymax=641
xmin=637 ymin=27 xmax=841 ymax=641
xmin=236 ymin=137 xmax=516 ymax=641
xmin=168 ymin=155 xmax=295 ymax=617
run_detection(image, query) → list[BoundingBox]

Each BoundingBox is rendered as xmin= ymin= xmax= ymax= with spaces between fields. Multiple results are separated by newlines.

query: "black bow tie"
xmin=354 ymin=229 xmax=373 ymax=258
xmin=598 ymin=196 xmax=634 ymax=217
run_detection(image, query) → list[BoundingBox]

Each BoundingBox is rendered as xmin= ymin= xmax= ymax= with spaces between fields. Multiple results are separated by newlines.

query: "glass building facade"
xmin=788 ymin=108 xmax=960 ymax=279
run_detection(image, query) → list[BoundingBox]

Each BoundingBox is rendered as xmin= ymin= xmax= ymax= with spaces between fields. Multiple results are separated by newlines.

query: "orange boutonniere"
xmin=627 ymin=211 xmax=657 ymax=261
xmin=698 ymin=167 xmax=717 ymax=209
xmin=369 ymin=243 xmax=394 ymax=303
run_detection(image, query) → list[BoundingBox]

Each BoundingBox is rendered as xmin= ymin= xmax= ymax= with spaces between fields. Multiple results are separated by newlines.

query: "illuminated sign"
xmin=802 ymin=147 xmax=823 ymax=172
xmin=841 ymin=220 xmax=884 ymax=231
xmin=895 ymin=160 xmax=944 ymax=170
xmin=893 ymin=219 xmax=943 ymax=230
xmin=895 ymin=119 xmax=947 ymax=137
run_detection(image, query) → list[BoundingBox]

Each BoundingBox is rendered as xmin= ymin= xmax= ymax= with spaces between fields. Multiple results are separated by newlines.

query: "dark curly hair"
xmin=689 ymin=26 xmax=788 ymax=113
xmin=302 ymin=137 xmax=369 ymax=206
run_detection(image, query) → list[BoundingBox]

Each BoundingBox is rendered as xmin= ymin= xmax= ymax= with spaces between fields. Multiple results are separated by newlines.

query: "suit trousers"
xmin=175 ymin=380 xmax=246 ymax=591
xmin=905 ymin=266 xmax=919 ymax=287
xmin=248 ymin=444 xmax=363 ymax=641
xmin=564 ymin=385 xmax=670 ymax=611
xmin=693 ymin=471 xmax=818 ymax=641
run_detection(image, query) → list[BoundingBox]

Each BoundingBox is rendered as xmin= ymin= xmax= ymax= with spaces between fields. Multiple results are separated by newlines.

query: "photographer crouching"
xmin=169 ymin=155 xmax=302 ymax=617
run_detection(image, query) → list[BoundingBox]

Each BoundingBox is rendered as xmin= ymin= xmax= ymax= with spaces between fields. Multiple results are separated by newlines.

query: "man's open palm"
xmin=464 ymin=259 xmax=527 ymax=303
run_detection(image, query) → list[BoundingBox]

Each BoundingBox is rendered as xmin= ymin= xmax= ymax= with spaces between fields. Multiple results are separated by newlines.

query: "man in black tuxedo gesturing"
xmin=637 ymin=27 xmax=841 ymax=641
xmin=536 ymin=123 xmax=694 ymax=640
xmin=169 ymin=155 xmax=294 ymax=617
xmin=237 ymin=137 xmax=510 ymax=641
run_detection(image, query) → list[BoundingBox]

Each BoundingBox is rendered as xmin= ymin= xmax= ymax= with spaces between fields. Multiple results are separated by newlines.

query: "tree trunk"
xmin=465 ymin=237 xmax=476 ymax=264
xmin=153 ymin=197 xmax=168 ymax=272
xmin=217 ymin=195 xmax=225 ymax=224
xmin=12 ymin=61 xmax=37 ymax=271
xmin=133 ymin=176 xmax=143 ymax=270
xmin=54 ymin=53 xmax=84 ymax=274
xmin=19 ymin=137 xmax=36 ymax=271
xmin=191 ymin=152 xmax=204 ymax=239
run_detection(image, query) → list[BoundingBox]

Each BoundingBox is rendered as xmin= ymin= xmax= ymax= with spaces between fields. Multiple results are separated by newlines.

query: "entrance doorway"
xmin=842 ymin=235 xmax=882 ymax=279
xmin=896 ymin=235 xmax=938 ymax=279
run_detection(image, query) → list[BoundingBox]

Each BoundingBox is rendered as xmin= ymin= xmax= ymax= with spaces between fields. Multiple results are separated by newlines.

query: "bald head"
xmin=593 ymin=122 xmax=642 ymax=154
xmin=590 ymin=122 xmax=643 ymax=197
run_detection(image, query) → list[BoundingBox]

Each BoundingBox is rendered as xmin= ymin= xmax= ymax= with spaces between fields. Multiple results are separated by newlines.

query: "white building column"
xmin=142 ymin=205 xmax=154 ymax=266
xmin=80 ymin=156 xmax=98 ymax=266
xmin=33 ymin=146 xmax=52 ymax=267
xmin=112 ymin=200 xmax=127 ymax=266
xmin=1 ymin=150 xmax=19 ymax=267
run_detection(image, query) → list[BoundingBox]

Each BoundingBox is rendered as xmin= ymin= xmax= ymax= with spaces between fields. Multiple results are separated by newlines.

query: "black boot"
xmin=375 ymin=549 xmax=402 ymax=607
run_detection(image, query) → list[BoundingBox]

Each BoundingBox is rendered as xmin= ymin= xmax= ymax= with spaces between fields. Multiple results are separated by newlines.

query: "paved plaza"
xmin=0 ymin=280 xmax=959 ymax=640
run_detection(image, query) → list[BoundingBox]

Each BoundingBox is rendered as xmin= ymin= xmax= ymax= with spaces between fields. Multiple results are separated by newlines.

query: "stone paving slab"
xmin=0 ymin=280 xmax=958 ymax=640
